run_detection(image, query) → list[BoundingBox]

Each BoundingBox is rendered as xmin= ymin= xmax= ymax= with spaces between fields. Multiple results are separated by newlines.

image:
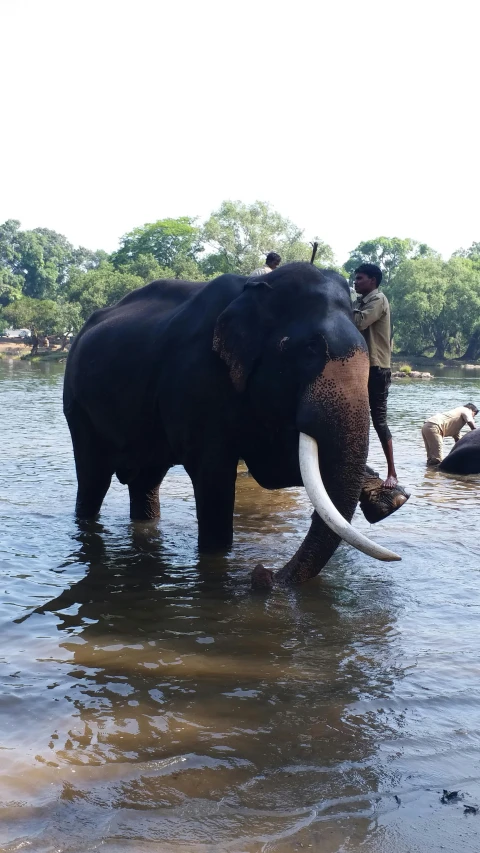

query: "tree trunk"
xmin=460 ymin=328 xmax=480 ymax=361
xmin=433 ymin=336 xmax=445 ymax=360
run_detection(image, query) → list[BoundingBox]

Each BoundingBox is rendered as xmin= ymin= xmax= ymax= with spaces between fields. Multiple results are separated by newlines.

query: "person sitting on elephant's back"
xmin=249 ymin=251 xmax=281 ymax=278
xmin=422 ymin=404 xmax=478 ymax=466
xmin=353 ymin=263 xmax=398 ymax=489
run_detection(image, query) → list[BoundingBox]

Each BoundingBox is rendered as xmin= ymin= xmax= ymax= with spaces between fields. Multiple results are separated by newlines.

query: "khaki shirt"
xmin=426 ymin=406 xmax=476 ymax=439
xmin=353 ymin=290 xmax=391 ymax=369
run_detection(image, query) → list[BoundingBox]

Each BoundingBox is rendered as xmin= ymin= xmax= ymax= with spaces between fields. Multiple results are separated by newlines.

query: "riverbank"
xmin=392 ymin=358 xmax=480 ymax=380
xmin=0 ymin=341 xmax=68 ymax=362
xmin=0 ymin=341 xmax=30 ymax=358
xmin=2 ymin=341 xmax=479 ymax=370
xmin=393 ymin=356 xmax=480 ymax=369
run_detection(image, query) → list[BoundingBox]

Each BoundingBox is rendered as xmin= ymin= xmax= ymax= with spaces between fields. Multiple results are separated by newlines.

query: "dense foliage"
xmin=0 ymin=206 xmax=479 ymax=359
xmin=345 ymin=238 xmax=480 ymax=359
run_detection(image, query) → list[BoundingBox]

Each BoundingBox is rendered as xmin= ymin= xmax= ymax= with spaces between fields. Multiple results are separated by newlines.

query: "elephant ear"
xmin=213 ymin=280 xmax=274 ymax=392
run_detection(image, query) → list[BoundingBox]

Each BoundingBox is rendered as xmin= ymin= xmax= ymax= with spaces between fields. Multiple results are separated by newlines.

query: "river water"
xmin=1 ymin=359 xmax=480 ymax=853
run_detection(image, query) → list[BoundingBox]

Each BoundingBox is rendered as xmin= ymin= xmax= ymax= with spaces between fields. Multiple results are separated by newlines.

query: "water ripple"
xmin=1 ymin=361 xmax=480 ymax=852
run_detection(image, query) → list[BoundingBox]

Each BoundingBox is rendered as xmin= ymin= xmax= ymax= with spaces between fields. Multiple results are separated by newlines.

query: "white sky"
xmin=1 ymin=0 xmax=478 ymax=264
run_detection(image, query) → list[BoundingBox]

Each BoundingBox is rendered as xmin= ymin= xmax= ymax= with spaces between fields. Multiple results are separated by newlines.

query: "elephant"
xmin=63 ymin=262 xmax=405 ymax=588
xmin=438 ymin=428 xmax=480 ymax=475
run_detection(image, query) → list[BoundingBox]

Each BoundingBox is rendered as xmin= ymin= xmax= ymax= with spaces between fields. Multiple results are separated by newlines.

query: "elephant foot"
xmin=251 ymin=564 xmax=275 ymax=590
xmin=360 ymin=472 xmax=410 ymax=524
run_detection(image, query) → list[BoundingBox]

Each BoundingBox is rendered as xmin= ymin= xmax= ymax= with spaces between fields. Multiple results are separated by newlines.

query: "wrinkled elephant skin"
xmin=439 ymin=429 xmax=480 ymax=475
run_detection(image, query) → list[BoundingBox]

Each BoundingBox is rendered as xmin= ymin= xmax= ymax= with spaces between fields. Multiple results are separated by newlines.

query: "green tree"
xmin=116 ymin=252 xmax=206 ymax=283
xmin=16 ymin=228 xmax=78 ymax=299
xmin=115 ymin=253 xmax=172 ymax=282
xmin=452 ymin=241 xmax=480 ymax=260
xmin=55 ymin=302 xmax=84 ymax=347
xmin=460 ymin=321 xmax=480 ymax=361
xmin=168 ymin=257 xmax=206 ymax=281
xmin=279 ymin=238 xmax=335 ymax=268
xmin=390 ymin=257 xmax=480 ymax=359
xmin=0 ymin=220 xmax=22 ymax=267
xmin=65 ymin=262 xmax=145 ymax=321
xmin=453 ymin=246 xmax=480 ymax=359
xmin=0 ymin=268 xmax=23 ymax=307
xmin=1 ymin=297 xmax=86 ymax=352
xmin=112 ymin=218 xmax=202 ymax=277
xmin=0 ymin=220 xmax=25 ymax=303
xmin=200 ymin=200 xmax=334 ymax=276
xmin=0 ymin=220 xmax=107 ymax=302
xmin=2 ymin=297 xmax=61 ymax=337
xmin=344 ymin=237 xmax=439 ymax=284
xmin=72 ymin=247 xmax=110 ymax=271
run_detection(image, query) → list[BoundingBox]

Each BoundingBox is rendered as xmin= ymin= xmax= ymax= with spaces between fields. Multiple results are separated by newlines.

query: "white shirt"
xmin=426 ymin=406 xmax=476 ymax=439
xmin=249 ymin=265 xmax=272 ymax=277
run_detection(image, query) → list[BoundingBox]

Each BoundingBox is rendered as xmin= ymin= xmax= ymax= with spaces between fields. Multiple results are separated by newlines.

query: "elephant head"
xmin=213 ymin=263 xmax=400 ymax=587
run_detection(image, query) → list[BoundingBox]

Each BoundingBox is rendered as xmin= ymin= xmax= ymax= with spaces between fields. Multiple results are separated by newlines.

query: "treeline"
xmin=1 ymin=203 xmax=479 ymax=360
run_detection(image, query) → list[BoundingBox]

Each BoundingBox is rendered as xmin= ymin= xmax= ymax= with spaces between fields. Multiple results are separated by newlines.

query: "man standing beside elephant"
xmin=353 ymin=263 xmax=398 ymax=488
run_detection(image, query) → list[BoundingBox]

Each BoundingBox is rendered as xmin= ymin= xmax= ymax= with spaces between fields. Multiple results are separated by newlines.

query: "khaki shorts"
xmin=422 ymin=421 xmax=443 ymax=465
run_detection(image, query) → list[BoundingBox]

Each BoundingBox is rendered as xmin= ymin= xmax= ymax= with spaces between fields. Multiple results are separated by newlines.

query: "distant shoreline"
xmin=2 ymin=340 xmax=480 ymax=369
xmin=0 ymin=340 xmax=68 ymax=362
xmin=392 ymin=357 xmax=480 ymax=370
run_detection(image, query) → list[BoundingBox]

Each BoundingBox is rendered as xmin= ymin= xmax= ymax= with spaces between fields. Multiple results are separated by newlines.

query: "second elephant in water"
xmin=439 ymin=428 xmax=480 ymax=475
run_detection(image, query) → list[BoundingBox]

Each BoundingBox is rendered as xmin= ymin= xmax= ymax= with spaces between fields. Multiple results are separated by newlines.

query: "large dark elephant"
xmin=439 ymin=428 xmax=480 ymax=474
xmin=63 ymin=263 xmax=403 ymax=588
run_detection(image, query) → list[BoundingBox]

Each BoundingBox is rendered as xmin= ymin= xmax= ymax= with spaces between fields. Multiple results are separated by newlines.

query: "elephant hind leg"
xmin=66 ymin=407 xmax=115 ymax=519
xmin=128 ymin=467 xmax=169 ymax=521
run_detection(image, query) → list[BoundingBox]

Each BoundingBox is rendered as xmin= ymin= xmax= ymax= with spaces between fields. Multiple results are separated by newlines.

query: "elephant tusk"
xmin=299 ymin=433 xmax=401 ymax=562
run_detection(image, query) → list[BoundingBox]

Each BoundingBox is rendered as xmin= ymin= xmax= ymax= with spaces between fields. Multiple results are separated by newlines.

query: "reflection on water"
xmin=1 ymin=360 xmax=480 ymax=852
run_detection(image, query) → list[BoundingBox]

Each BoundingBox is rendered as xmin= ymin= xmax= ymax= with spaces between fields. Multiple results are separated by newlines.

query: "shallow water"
xmin=1 ymin=360 xmax=480 ymax=853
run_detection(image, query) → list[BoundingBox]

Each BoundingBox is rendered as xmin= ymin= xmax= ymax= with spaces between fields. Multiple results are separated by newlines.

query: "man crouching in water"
xmin=353 ymin=263 xmax=398 ymax=488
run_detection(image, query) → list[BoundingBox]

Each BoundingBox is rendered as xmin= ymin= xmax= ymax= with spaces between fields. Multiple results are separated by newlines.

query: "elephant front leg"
xmin=188 ymin=455 xmax=238 ymax=553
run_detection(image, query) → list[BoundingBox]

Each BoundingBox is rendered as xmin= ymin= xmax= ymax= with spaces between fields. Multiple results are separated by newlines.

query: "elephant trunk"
xmin=273 ymin=438 xmax=372 ymax=587
xmin=297 ymin=433 xmax=400 ymax=560
xmin=251 ymin=347 xmax=400 ymax=589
